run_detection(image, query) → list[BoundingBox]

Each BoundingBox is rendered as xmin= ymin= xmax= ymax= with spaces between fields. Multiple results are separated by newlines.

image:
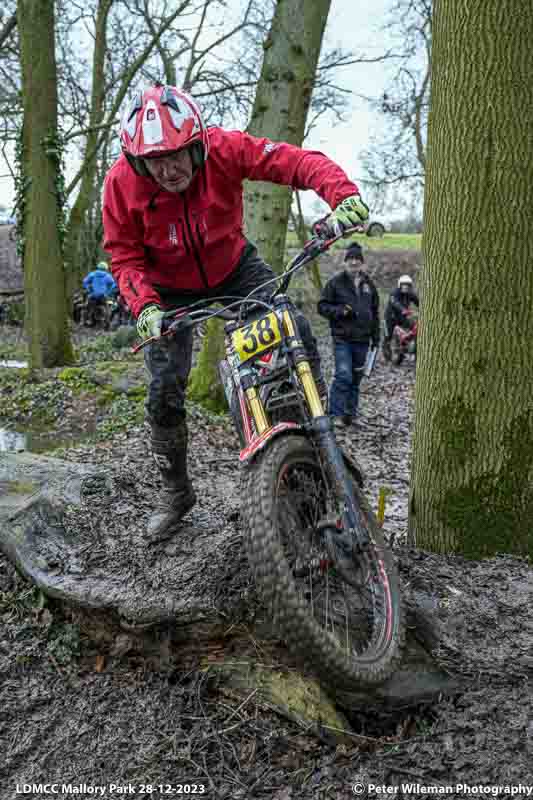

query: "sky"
xmin=0 ymin=0 xmax=394 ymax=216
xmin=301 ymin=0 xmax=393 ymax=215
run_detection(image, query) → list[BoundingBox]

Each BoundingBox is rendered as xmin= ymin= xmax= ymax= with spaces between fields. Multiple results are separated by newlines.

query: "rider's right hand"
xmin=137 ymin=304 xmax=165 ymax=341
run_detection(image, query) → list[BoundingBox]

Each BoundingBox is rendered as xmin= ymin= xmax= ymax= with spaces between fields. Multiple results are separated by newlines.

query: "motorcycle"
xmin=383 ymin=308 xmax=418 ymax=366
xmin=134 ymin=228 xmax=404 ymax=691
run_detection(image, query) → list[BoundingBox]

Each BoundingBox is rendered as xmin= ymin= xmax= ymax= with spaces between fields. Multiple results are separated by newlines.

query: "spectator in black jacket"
xmin=318 ymin=242 xmax=380 ymax=426
xmin=383 ymin=275 xmax=419 ymax=355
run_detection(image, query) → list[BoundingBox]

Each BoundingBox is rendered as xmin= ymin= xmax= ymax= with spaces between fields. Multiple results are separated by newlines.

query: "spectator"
xmin=383 ymin=275 xmax=419 ymax=357
xmin=318 ymin=242 xmax=380 ymax=427
xmin=82 ymin=261 xmax=117 ymax=326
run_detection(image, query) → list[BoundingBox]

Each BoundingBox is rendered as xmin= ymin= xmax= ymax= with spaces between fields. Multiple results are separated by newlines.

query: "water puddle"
xmin=0 ymin=423 xmax=96 ymax=453
xmin=0 ymin=360 xmax=28 ymax=368
xmin=0 ymin=428 xmax=26 ymax=452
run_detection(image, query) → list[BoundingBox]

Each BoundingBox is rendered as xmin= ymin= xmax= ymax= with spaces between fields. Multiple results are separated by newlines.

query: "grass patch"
xmin=0 ymin=370 xmax=69 ymax=425
xmin=57 ymin=366 xmax=99 ymax=393
xmin=95 ymin=393 xmax=145 ymax=437
xmin=77 ymin=328 xmax=137 ymax=363
xmin=286 ymin=231 xmax=422 ymax=252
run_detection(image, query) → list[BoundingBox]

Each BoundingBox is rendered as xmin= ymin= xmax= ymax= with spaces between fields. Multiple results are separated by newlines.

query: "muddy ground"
xmin=1 ymin=251 xmax=532 ymax=798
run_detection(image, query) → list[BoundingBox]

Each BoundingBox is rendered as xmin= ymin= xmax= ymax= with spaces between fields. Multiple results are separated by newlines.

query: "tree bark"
xmin=409 ymin=0 xmax=533 ymax=557
xmin=244 ymin=0 xmax=332 ymax=274
xmin=188 ymin=317 xmax=227 ymax=412
xmin=17 ymin=0 xmax=74 ymax=368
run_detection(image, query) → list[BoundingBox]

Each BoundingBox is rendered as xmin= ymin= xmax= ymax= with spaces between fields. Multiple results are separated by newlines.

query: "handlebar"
xmin=132 ymin=225 xmax=363 ymax=353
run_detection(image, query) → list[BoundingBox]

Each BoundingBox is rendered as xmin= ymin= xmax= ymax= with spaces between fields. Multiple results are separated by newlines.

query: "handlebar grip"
xmin=311 ymin=218 xmax=331 ymax=240
xmin=162 ymin=314 xmax=192 ymax=334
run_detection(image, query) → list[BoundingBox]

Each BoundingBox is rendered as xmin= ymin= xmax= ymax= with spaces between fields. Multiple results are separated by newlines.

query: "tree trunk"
xmin=244 ymin=0 xmax=332 ymax=274
xmin=65 ymin=0 xmax=113 ymax=297
xmin=293 ymin=189 xmax=322 ymax=292
xmin=187 ymin=317 xmax=227 ymax=412
xmin=409 ymin=0 xmax=533 ymax=557
xmin=18 ymin=0 xmax=74 ymax=369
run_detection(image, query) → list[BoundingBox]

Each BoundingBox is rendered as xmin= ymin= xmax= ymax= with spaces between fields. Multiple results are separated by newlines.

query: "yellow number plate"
xmin=232 ymin=312 xmax=282 ymax=362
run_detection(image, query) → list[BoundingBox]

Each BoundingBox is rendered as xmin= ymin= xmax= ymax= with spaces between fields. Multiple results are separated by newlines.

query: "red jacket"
xmin=103 ymin=127 xmax=359 ymax=317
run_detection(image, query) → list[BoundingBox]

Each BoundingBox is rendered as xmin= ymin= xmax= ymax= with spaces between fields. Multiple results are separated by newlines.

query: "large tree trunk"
xmin=65 ymin=0 xmax=113 ymax=296
xmin=409 ymin=0 xmax=533 ymax=557
xmin=244 ymin=0 xmax=332 ymax=274
xmin=18 ymin=0 xmax=74 ymax=368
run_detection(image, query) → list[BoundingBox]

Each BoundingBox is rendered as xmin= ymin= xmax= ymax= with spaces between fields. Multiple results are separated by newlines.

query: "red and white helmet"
xmin=120 ymin=84 xmax=209 ymax=176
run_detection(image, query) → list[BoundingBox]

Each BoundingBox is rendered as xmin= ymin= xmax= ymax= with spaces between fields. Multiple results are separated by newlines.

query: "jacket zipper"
xmin=182 ymin=195 xmax=209 ymax=290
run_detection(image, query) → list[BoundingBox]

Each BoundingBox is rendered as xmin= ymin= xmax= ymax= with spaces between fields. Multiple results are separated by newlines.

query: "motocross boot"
xmin=145 ymin=420 xmax=196 ymax=543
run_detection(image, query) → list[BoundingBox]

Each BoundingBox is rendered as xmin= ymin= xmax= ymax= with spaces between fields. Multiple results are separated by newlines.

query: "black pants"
xmin=86 ymin=295 xmax=105 ymax=325
xmin=144 ymin=243 xmax=321 ymax=426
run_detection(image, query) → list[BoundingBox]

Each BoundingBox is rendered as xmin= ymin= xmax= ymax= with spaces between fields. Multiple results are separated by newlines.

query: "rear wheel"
xmin=244 ymin=435 xmax=404 ymax=689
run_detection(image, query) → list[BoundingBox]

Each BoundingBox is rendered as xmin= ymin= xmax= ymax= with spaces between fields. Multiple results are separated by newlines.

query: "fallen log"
xmin=1 ymin=451 xmax=530 ymax=730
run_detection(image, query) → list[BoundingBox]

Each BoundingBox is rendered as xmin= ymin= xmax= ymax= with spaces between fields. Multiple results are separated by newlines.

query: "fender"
xmin=239 ymin=422 xmax=301 ymax=464
xmin=239 ymin=423 xmax=366 ymax=488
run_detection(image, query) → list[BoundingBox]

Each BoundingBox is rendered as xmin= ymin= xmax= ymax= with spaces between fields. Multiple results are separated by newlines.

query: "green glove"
xmin=137 ymin=304 xmax=165 ymax=341
xmin=327 ymin=194 xmax=370 ymax=237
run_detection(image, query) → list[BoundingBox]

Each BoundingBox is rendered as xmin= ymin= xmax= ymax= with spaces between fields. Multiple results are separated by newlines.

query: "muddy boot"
xmin=145 ymin=421 xmax=197 ymax=543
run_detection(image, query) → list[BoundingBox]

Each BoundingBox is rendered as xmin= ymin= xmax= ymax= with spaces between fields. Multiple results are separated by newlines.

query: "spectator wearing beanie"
xmin=317 ymin=242 xmax=380 ymax=426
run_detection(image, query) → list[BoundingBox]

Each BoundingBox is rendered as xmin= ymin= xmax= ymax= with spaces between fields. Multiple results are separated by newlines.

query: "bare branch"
xmin=0 ymin=12 xmax=17 ymax=51
xmin=66 ymin=0 xmax=194 ymax=196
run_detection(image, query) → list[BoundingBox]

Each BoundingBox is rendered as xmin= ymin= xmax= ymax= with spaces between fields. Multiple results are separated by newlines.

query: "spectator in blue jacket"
xmin=82 ymin=262 xmax=117 ymax=325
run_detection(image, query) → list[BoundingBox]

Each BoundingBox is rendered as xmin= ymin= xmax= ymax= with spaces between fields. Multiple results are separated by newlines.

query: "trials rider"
xmin=102 ymin=84 xmax=370 ymax=542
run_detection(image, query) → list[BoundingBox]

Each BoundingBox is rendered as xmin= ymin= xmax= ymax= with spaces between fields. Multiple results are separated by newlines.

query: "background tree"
xmin=189 ymin=0 xmax=333 ymax=410
xmin=17 ymin=0 xmax=73 ymax=368
xmin=361 ymin=0 xmax=431 ymax=213
xmin=63 ymin=0 xmax=114 ymax=295
xmin=243 ymin=0 xmax=332 ymax=274
xmin=409 ymin=0 xmax=533 ymax=557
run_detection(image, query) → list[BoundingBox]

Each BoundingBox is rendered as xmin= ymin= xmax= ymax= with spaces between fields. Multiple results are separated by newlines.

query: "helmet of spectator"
xmin=120 ymin=84 xmax=209 ymax=178
xmin=398 ymin=275 xmax=413 ymax=290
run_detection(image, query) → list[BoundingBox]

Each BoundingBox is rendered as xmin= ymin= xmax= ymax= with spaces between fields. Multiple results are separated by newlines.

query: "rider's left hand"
xmin=325 ymin=194 xmax=370 ymax=237
xmin=137 ymin=304 xmax=165 ymax=341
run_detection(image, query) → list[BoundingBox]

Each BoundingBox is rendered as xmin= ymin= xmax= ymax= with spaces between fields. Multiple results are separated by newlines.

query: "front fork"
xmin=237 ymin=305 xmax=325 ymax=439
xmin=281 ymin=307 xmax=370 ymax=547
xmin=237 ymin=307 xmax=366 ymax=543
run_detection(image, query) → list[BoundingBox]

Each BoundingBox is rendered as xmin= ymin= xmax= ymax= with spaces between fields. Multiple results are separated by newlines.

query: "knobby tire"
xmin=243 ymin=434 xmax=404 ymax=690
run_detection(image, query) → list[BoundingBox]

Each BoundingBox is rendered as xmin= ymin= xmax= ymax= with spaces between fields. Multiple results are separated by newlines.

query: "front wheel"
xmin=243 ymin=435 xmax=404 ymax=690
